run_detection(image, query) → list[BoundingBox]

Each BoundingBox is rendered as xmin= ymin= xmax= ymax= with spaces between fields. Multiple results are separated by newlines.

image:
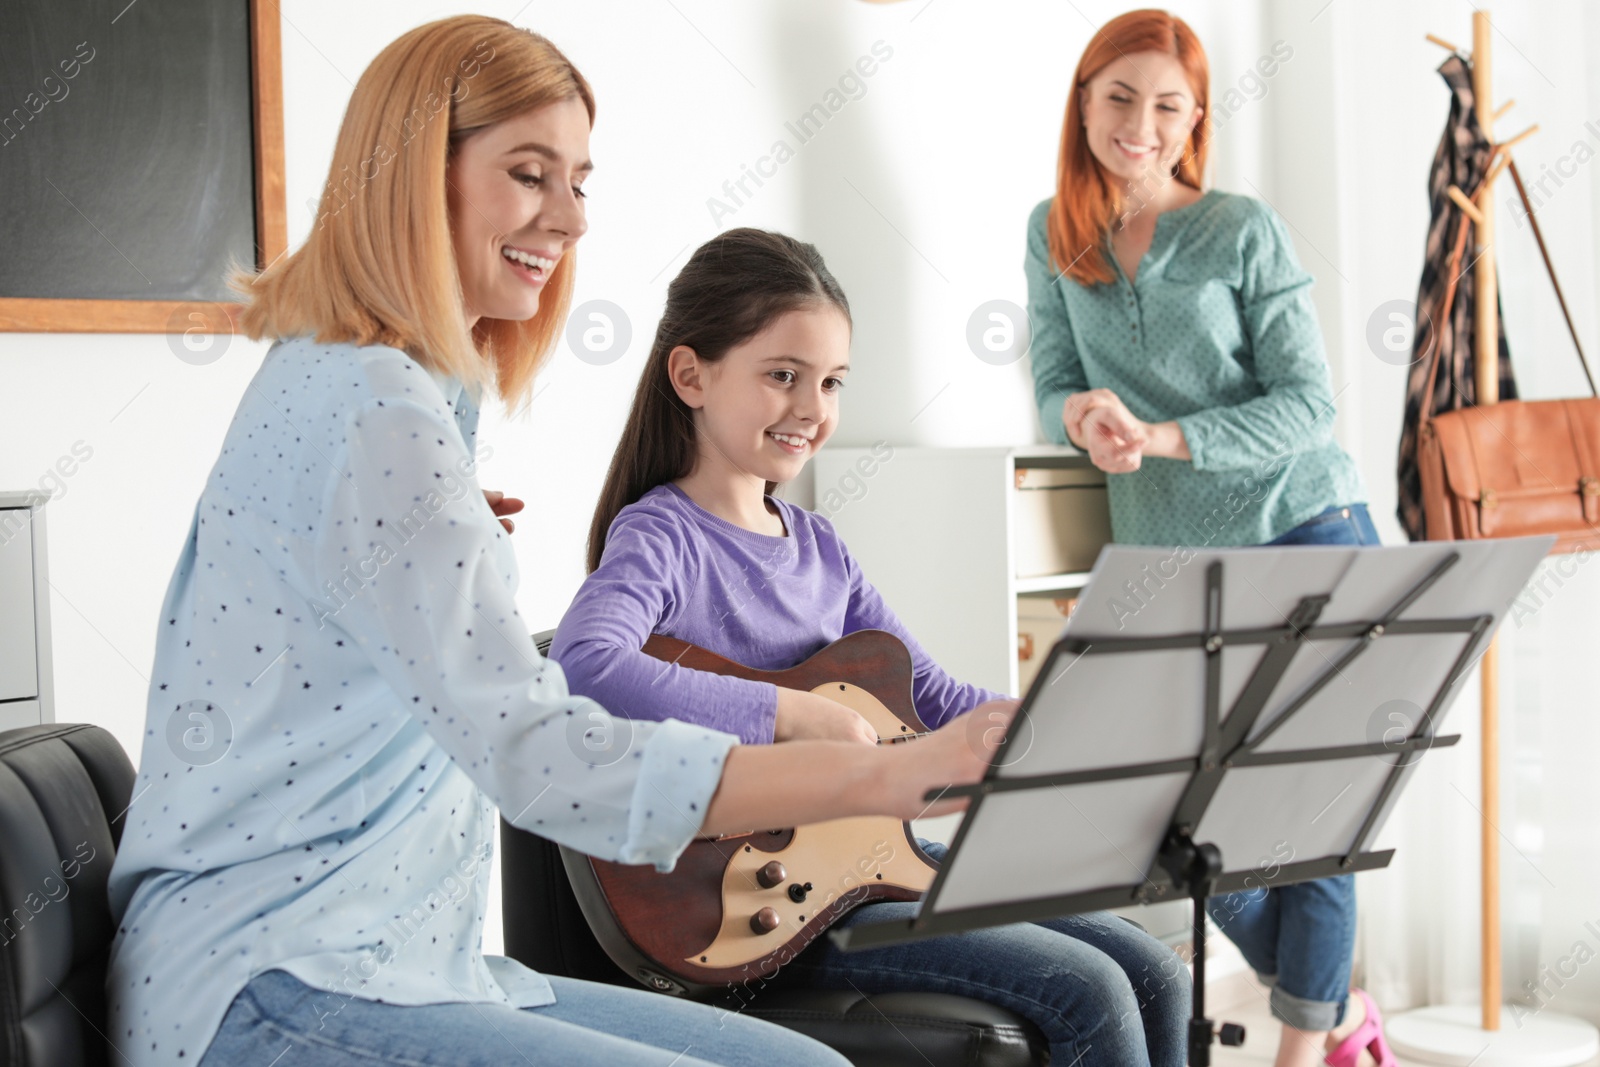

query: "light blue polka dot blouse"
xmin=1026 ymin=192 xmax=1366 ymax=547
xmin=104 ymin=337 xmax=739 ymax=1067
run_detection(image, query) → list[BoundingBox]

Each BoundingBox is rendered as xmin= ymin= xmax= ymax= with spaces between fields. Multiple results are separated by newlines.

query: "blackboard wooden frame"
xmin=0 ymin=0 xmax=286 ymax=335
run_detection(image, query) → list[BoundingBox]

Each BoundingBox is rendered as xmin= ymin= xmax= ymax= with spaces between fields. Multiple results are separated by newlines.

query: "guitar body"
xmin=558 ymin=629 xmax=938 ymax=998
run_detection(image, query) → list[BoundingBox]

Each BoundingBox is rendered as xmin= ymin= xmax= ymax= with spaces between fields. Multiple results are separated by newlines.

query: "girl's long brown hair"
xmin=229 ymin=16 xmax=592 ymax=415
xmin=1048 ymin=8 xmax=1210 ymax=286
xmin=586 ymin=228 xmax=850 ymax=573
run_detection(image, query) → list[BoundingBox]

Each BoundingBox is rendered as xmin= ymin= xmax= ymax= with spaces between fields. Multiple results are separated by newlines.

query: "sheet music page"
xmin=918 ymin=537 xmax=1553 ymax=915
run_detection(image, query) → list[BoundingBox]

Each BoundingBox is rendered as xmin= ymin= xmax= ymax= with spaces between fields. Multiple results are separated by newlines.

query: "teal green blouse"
xmin=1025 ymin=191 xmax=1366 ymax=547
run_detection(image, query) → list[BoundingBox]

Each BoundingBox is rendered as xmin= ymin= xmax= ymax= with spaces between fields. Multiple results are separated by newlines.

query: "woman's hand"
xmin=1062 ymin=388 xmax=1123 ymax=448
xmin=774 ymin=688 xmax=879 ymax=746
xmin=1065 ymin=390 xmax=1191 ymax=472
xmin=1082 ymin=404 xmax=1149 ymax=473
xmin=483 ymin=489 xmax=525 ymax=534
xmin=881 ymin=699 xmax=1020 ymax=821
xmin=701 ymin=698 xmax=1020 ymax=838
xmin=1069 ymin=389 xmax=1147 ymax=472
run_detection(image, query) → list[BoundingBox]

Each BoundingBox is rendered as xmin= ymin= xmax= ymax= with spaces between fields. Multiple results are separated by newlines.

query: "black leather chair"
xmin=0 ymin=723 xmax=133 ymax=1067
xmin=500 ymin=632 xmax=1048 ymax=1067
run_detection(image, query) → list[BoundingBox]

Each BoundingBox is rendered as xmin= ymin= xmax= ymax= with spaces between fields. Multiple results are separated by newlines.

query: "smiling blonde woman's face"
xmin=445 ymin=97 xmax=591 ymax=326
xmin=1080 ymin=51 xmax=1203 ymax=187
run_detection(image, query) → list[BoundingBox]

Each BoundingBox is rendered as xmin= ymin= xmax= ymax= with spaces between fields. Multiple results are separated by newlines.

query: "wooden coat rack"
xmin=1390 ymin=14 xmax=1597 ymax=1065
xmin=1423 ymin=14 xmax=1537 ymax=1034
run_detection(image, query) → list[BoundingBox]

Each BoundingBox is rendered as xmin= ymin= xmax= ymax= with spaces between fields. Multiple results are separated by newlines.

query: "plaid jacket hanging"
xmin=1396 ymin=53 xmax=1518 ymax=542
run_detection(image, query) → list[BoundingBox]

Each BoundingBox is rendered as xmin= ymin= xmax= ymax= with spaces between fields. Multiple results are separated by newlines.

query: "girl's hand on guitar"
xmin=773 ymin=688 xmax=878 ymax=746
xmin=882 ymin=698 xmax=1020 ymax=821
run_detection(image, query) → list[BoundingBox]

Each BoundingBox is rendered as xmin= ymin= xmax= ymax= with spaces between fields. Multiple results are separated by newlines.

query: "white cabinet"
xmin=812 ymin=446 xmax=1202 ymax=942
xmin=0 ymin=699 xmax=43 ymax=733
xmin=812 ymin=444 xmax=1107 ymax=698
xmin=0 ymin=493 xmax=54 ymax=729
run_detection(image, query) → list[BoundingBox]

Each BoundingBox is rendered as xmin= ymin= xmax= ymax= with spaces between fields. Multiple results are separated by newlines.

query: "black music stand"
xmin=830 ymin=537 xmax=1553 ymax=1065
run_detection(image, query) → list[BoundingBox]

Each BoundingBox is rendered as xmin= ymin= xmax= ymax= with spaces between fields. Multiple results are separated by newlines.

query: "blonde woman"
xmin=104 ymin=18 xmax=1011 ymax=1067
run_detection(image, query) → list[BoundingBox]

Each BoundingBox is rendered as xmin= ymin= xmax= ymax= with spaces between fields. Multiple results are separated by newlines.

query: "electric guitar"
xmin=559 ymin=629 xmax=939 ymax=998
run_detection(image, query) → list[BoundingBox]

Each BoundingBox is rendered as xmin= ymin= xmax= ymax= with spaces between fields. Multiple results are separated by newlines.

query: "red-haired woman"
xmin=1025 ymin=9 xmax=1388 ymax=1067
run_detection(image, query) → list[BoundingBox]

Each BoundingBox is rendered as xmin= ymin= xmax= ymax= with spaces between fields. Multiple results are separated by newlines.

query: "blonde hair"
xmin=230 ymin=16 xmax=594 ymax=414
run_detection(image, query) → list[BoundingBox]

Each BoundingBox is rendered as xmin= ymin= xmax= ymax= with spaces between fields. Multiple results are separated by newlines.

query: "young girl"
xmin=551 ymin=228 xmax=1191 ymax=1067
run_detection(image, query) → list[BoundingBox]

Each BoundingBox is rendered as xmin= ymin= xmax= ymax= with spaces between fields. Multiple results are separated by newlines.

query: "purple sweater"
xmin=551 ymin=483 xmax=1005 ymax=745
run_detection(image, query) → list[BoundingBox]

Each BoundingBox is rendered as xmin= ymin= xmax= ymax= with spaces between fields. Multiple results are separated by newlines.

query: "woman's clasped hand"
xmin=1065 ymin=388 xmax=1148 ymax=472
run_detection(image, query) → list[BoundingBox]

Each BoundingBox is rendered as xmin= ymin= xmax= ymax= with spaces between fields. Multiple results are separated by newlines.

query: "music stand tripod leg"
xmin=1160 ymin=829 xmax=1246 ymax=1066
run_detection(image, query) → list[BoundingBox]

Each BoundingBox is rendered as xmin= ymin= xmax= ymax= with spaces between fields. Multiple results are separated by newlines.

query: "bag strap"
xmin=1419 ymin=208 xmax=1476 ymax=426
xmin=1508 ymin=158 xmax=1600 ymax=397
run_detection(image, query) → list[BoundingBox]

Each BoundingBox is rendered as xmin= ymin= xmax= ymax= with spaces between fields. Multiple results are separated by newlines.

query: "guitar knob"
xmin=757 ymin=861 xmax=787 ymax=889
xmin=749 ymin=907 xmax=781 ymax=935
xmin=788 ymin=881 xmax=813 ymax=903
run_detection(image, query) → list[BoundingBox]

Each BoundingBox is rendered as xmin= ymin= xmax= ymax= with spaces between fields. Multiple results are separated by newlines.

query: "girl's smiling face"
xmin=445 ymin=96 xmax=592 ymax=326
xmin=1079 ymin=50 xmax=1203 ymax=187
xmin=669 ymin=304 xmax=852 ymax=487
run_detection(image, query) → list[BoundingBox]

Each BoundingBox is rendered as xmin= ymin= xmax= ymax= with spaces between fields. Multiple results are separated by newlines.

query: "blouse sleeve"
xmin=313 ymin=396 xmax=737 ymax=872
xmin=1174 ymin=202 xmax=1340 ymax=473
xmin=837 ymin=535 xmax=1007 ymax=729
xmin=1025 ymin=199 xmax=1089 ymax=447
xmin=549 ymin=508 xmax=780 ymax=746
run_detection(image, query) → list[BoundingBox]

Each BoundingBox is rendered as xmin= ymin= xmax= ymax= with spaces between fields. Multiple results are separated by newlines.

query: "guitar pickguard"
xmin=685 ymin=682 xmax=935 ymax=969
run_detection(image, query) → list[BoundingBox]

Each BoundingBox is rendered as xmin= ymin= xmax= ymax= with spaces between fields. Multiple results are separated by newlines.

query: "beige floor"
xmin=1203 ymin=971 xmax=1600 ymax=1067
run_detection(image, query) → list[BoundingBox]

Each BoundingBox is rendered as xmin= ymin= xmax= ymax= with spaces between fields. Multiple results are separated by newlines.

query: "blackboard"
xmin=0 ymin=0 xmax=284 ymax=330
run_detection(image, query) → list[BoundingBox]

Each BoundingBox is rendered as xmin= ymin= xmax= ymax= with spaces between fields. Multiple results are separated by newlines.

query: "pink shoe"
xmin=1324 ymin=988 xmax=1396 ymax=1067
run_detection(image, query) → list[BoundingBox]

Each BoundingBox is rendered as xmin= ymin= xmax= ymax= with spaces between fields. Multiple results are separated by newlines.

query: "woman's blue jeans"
xmin=1265 ymin=503 xmax=1381 ymax=548
xmin=1204 ymin=502 xmax=1380 ymax=1031
xmin=199 ymin=966 xmax=851 ymax=1067
xmin=765 ymin=839 xmax=1192 ymax=1067
xmin=202 ymin=838 xmax=1190 ymax=1067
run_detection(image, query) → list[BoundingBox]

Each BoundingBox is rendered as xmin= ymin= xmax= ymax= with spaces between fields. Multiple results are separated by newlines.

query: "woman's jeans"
xmin=199 ymin=967 xmax=851 ymax=1067
xmin=203 ymin=838 xmax=1191 ymax=1067
xmin=1265 ymin=503 xmax=1381 ymax=548
xmin=767 ymin=839 xmax=1191 ymax=1067
xmin=1204 ymin=502 xmax=1380 ymax=1031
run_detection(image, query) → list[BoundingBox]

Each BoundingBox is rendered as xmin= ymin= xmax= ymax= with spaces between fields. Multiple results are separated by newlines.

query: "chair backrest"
xmin=498 ymin=817 xmax=637 ymax=989
xmin=0 ymin=723 xmax=133 ymax=1067
xmin=499 ymin=630 xmax=637 ymax=989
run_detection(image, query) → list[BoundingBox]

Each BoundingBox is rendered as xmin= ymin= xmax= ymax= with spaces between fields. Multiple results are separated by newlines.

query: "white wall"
xmin=2 ymin=0 xmax=1597 ymax=1016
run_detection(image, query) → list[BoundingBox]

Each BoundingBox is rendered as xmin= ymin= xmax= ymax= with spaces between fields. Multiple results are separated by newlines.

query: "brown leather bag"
xmin=1417 ymin=159 xmax=1600 ymax=555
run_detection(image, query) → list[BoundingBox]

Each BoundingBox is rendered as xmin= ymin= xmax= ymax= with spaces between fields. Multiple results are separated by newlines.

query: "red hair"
xmin=1048 ymin=9 xmax=1210 ymax=286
